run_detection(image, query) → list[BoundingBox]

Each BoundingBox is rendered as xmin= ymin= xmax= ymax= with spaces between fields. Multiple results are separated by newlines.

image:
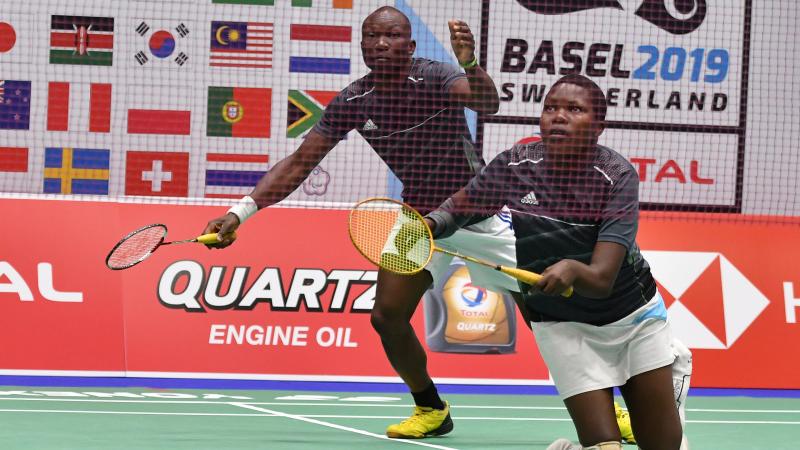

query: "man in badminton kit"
xmin=201 ymin=6 xmax=646 ymax=442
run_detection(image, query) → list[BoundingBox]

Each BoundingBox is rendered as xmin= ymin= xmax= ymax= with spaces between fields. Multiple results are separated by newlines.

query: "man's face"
xmin=540 ymin=83 xmax=602 ymax=156
xmin=361 ymin=11 xmax=415 ymax=74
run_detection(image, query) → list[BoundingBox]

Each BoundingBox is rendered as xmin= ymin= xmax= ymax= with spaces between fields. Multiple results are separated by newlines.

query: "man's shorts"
xmin=531 ymin=292 xmax=675 ymax=400
xmin=381 ymin=207 xmax=519 ymax=293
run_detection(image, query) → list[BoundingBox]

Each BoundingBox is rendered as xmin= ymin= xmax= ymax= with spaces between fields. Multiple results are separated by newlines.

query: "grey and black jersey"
xmin=312 ymin=58 xmax=484 ymax=214
xmin=430 ymin=141 xmax=657 ymax=325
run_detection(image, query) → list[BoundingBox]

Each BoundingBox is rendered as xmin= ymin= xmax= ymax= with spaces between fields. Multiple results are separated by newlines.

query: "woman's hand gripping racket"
xmin=105 ymin=224 xmax=236 ymax=270
xmin=348 ymin=197 xmax=573 ymax=298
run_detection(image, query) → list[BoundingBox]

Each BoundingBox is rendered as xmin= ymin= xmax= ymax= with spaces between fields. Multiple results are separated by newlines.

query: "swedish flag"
xmin=43 ymin=147 xmax=110 ymax=194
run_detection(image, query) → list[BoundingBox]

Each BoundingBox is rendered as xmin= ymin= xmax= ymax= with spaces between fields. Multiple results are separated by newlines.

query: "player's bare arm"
xmin=535 ymin=241 xmax=626 ymax=297
xmin=447 ymin=19 xmax=500 ymax=114
xmin=203 ymin=130 xmax=338 ymax=247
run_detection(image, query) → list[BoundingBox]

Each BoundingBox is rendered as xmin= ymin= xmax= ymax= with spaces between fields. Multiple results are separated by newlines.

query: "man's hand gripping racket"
xmin=348 ymin=197 xmax=573 ymax=297
xmin=105 ymin=223 xmax=237 ymax=270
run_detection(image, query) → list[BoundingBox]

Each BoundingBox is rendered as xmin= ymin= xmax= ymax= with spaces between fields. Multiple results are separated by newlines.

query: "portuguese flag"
xmin=207 ymin=87 xmax=271 ymax=138
xmin=50 ymin=15 xmax=114 ymax=66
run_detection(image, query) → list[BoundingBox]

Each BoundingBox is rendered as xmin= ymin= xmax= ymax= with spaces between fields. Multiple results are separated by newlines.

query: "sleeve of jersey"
xmin=597 ymin=168 xmax=639 ymax=251
xmin=427 ymin=151 xmax=511 ymax=239
xmin=429 ymin=60 xmax=467 ymax=94
xmin=310 ymin=90 xmax=357 ymax=141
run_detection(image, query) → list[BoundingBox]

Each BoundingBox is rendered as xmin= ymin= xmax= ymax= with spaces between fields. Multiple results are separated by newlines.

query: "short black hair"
xmin=550 ymin=74 xmax=607 ymax=124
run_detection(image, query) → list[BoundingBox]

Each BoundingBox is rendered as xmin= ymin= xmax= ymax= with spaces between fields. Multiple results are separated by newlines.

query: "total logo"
xmin=460 ymin=283 xmax=489 ymax=308
xmin=643 ymin=251 xmax=769 ymax=350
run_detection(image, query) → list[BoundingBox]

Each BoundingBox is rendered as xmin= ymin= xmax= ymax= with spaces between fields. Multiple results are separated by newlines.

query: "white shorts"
xmin=426 ymin=208 xmax=519 ymax=293
xmin=531 ymin=292 xmax=675 ymax=400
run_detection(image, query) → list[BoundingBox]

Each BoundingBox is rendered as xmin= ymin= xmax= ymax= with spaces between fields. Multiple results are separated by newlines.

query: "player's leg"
xmin=371 ymin=268 xmax=433 ymax=390
xmin=563 ymin=389 xmax=622 ymax=446
xmin=371 ymin=267 xmax=453 ymax=438
xmin=510 ymin=294 xmax=635 ymax=443
xmin=531 ymin=319 xmax=628 ymax=449
xmin=619 ymin=365 xmax=683 ymax=450
xmin=613 ymin=337 xmax=692 ymax=446
xmin=544 ymin=389 xmax=624 ymax=449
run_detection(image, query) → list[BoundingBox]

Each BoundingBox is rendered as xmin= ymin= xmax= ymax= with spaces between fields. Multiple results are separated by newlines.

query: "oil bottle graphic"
xmin=424 ymin=259 xmax=517 ymax=354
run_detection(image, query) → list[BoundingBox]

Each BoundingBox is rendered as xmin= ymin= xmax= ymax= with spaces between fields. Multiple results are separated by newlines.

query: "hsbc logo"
xmin=643 ymin=251 xmax=769 ymax=350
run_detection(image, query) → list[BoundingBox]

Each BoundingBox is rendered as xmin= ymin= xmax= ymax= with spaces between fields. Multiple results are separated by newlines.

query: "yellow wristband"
xmin=459 ymin=56 xmax=478 ymax=69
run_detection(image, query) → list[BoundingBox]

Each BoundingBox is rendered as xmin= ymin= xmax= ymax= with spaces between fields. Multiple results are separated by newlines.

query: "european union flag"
xmin=43 ymin=147 xmax=110 ymax=195
xmin=0 ymin=80 xmax=31 ymax=130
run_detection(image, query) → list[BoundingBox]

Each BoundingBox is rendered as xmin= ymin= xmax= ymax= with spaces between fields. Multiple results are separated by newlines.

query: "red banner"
xmin=637 ymin=212 xmax=800 ymax=389
xmin=1 ymin=199 xmax=798 ymax=388
xmin=0 ymin=199 xmax=548 ymax=382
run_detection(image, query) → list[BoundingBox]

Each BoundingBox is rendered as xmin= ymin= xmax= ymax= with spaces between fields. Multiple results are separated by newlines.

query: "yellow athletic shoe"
xmin=386 ymin=401 xmax=453 ymax=439
xmin=615 ymin=402 xmax=636 ymax=444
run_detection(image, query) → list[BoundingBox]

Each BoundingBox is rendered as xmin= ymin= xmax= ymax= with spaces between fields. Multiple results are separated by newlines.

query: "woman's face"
xmin=540 ymin=83 xmax=601 ymax=157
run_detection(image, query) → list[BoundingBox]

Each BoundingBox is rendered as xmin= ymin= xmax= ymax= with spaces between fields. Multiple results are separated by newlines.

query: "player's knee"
xmin=370 ymin=309 xmax=408 ymax=336
xmin=635 ymin=425 xmax=683 ymax=450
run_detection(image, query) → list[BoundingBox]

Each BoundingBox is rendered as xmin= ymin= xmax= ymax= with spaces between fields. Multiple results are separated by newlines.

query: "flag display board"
xmin=0 ymin=0 xmax=792 ymax=216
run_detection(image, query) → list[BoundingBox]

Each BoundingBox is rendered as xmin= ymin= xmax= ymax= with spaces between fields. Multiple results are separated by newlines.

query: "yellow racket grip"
xmin=196 ymin=231 xmax=237 ymax=244
xmin=499 ymin=266 xmax=573 ymax=298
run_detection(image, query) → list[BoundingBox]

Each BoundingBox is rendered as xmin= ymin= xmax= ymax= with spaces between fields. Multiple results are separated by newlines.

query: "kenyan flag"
xmin=50 ymin=15 xmax=114 ymax=66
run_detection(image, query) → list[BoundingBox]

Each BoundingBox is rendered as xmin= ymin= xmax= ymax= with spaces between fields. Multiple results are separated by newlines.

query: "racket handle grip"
xmin=499 ymin=266 xmax=573 ymax=298
xmin=196 ymin=231 xmax=237 ymax=244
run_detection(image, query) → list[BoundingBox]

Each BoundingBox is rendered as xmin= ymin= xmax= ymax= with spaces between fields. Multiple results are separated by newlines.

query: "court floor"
xmin=1 ymin=382 xmax=798 ymax=449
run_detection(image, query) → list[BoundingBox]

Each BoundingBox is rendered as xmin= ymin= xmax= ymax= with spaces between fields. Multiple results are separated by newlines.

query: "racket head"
xmin=348 ymin=197 xmax=434 ymax=275
xmin=105 ymin=224 xmax=168 ymax=270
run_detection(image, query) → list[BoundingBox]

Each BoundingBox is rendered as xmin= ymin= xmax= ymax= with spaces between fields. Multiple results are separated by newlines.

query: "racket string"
xmin=106 ymin=225 xmax=166 ymax=269
xmin=349 ymin=199 xmax=433 ymax=274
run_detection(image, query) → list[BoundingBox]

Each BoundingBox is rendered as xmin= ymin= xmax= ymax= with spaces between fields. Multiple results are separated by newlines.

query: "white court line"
xmin=689 ymin=408 xmax=800 ymax=414
xmin=230 ymin=402 xmax=459 ymax=450
xmin=305 ymin=415 xmax=571 ymax=422
xmin=1 ymin=398 xmax=799 ymax=415
xmin=0 ymin=398 xmax=563 ymax=409
xmin=1 ymin=407 xmax=799 ymax=426
xmin=688 ymin=419 xmax=800 ymax=425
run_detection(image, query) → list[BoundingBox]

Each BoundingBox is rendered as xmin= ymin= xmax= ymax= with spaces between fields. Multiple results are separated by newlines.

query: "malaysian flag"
xmin=209 ymin=21 xmax=273 ymax=69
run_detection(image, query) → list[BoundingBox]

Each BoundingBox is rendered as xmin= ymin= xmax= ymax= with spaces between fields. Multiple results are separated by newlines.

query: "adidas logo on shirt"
xmin=520 ymin=191 xmax=538 ymax=205
xmin=363 ymin=119 xmax=378 ymax=131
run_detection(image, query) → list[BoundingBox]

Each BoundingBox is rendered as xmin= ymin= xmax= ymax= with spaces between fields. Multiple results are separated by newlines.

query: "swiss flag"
xmin=125 ymin=151 xmax=189 ymax=197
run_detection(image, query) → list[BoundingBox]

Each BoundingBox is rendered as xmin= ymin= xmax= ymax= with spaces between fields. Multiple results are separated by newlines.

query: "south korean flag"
xmin=133 ymin=20 xmax=190 ymax=68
